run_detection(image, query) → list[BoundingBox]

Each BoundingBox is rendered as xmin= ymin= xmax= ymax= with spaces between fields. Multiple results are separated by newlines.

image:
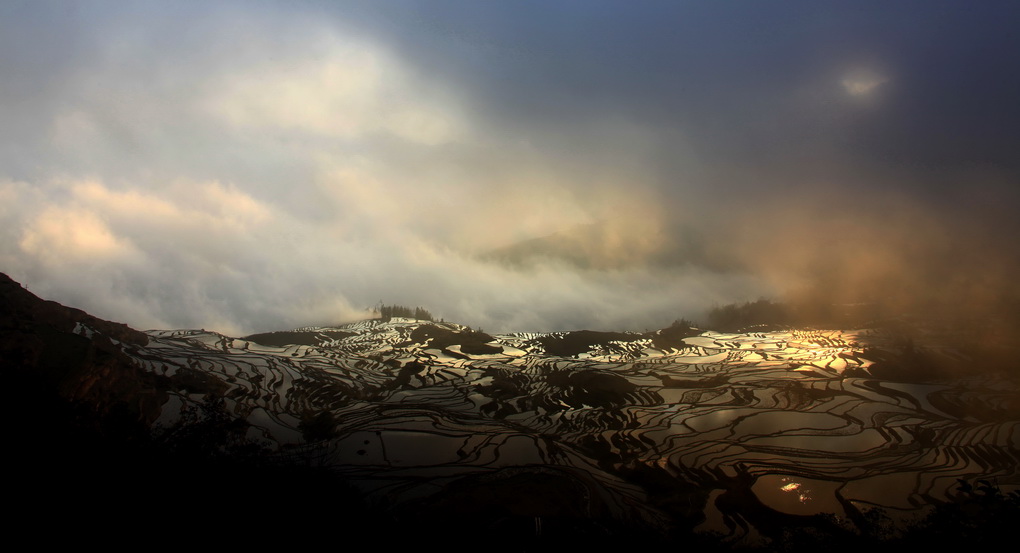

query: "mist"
xmin=2 ymin=2 xmax=1018 ymax=335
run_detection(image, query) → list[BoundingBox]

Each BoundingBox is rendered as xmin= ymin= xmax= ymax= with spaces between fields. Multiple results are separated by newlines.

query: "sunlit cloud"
xmin=20 ymin=206 xmax=141 ymax=265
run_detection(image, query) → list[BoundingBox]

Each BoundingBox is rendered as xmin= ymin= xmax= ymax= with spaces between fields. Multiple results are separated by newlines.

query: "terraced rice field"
xmin=105 ymin=318 xmax=1019 ymax=538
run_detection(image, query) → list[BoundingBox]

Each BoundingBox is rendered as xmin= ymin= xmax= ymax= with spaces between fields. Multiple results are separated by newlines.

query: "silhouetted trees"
xmin=376 ymin=304 xmax=435 ymax=322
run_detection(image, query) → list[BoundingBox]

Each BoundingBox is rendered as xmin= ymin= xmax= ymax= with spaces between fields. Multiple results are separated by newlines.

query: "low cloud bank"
xmin=0 ymin=176 xmax=772 ymax=335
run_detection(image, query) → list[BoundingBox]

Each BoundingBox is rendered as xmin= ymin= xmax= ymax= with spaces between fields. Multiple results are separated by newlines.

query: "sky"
xmin=2 ymin=1 xmax=1019 ymax=335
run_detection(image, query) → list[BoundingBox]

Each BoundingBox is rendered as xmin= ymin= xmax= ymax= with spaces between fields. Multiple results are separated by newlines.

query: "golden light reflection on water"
xmin=779 ymin=477 xmax=812 ymax=503
xmin=752 ymin=475 xmax=844 ymax=517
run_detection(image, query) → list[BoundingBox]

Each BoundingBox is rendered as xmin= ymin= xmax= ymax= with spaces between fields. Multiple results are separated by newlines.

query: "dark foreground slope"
xmin=2 ymin=272 xmax=1019 ymax=551
xmin=0 ymin=274 xmax=382 ymax=547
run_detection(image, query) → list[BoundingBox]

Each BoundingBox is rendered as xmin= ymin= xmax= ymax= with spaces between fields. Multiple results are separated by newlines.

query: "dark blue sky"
xmin=333 ymin=1 xmax=1020 ymax=190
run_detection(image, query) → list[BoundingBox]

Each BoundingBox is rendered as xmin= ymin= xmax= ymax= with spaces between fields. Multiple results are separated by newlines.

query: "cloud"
xmin=1 ymin=172 xmax=768 ymax=335
xmin=1 ymin=2 xmax=1018 ymax=336
xmin=20 ymin=205 xmax=141 ymax=264
xmin=203 ymin=41 xmax=465 ymax=145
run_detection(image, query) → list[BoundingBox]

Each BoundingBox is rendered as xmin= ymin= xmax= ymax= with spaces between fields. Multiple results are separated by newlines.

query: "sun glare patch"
xmin=841 ymin=70 xmax=888 ymax=97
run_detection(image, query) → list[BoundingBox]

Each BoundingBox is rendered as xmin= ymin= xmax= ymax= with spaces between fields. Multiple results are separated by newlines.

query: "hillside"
xmin=2 ymin=272 xmax=1019 ymax=549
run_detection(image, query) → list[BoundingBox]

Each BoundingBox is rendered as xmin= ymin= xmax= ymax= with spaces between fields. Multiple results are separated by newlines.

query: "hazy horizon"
xmin=3 ymin=1 xmax=1018 ymax=335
